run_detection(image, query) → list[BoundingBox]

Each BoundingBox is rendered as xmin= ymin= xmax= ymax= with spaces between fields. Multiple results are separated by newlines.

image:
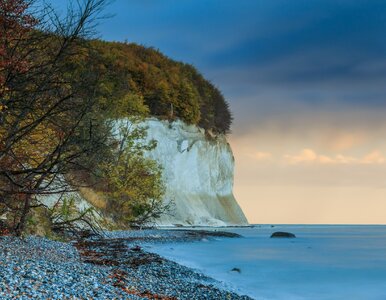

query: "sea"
xmin=147 ymin=225 xmax=386 ymax=300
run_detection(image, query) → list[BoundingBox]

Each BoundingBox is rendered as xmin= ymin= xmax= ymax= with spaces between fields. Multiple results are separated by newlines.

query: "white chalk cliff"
xmin=142 ymin=118 xmax=248 ymax=226
xmin=38 ymin=118 xmax=248 ymax=227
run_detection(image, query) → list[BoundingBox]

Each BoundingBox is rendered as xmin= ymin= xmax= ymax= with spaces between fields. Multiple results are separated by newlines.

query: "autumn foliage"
xmin=0 ymin=0 xmax=110 ymax=236
xmin=85 ymin=40 xmax=233 ymax=134
xmin=0 ymin=0 xmax=37 ymax=110
xmin=0 ymin=0 xmax=233 ymax=236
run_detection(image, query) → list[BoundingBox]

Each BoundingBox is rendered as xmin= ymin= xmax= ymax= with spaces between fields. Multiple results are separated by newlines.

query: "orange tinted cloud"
xmin=322 ymin=132 xmax=367 ymax=152
xmin=283 ymin=149 xmax=386 ymax=165
xmin=249 ymin=151 xmax=273 ymax=161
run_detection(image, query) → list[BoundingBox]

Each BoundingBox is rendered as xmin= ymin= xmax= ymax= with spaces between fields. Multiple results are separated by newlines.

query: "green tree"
xmin=99 ymin=120 xmax=166 ymax=227
xmin=87 ymin=40 xmax=233 ymax=133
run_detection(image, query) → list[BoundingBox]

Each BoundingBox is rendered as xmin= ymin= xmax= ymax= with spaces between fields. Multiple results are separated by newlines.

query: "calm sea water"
xmin=148 ymin=225 xmax=386 ymax=299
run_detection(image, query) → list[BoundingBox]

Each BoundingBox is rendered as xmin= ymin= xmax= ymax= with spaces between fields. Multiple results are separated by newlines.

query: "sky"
xmin=51 ymin=0 xmax=386 ymax=224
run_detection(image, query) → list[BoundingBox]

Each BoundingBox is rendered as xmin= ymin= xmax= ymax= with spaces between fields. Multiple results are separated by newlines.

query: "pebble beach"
xmin=0 ymin=230 xmax=253 ymax=300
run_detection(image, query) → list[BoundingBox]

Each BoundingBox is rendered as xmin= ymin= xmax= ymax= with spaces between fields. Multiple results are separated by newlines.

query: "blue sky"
xmin=50 ymin=0 xmax=386 ymax=223
xmin=50 ymin=1 xmax=386 ymax=116
xmin=93 ymin=0 xmax=386 ymax=136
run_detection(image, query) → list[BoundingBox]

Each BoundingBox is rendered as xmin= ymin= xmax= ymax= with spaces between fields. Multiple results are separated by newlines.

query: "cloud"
xmin=79 ymin=0 xmax=386 ymax=135
xmin=362 ymin=150 xmax=386 ymax=164
xmin=284 ymin=149 xmax=386 ymax=165
xmin=321 ymin=132 xmax=367 ymax=152
xmin=249 ymin=151 xmax=273 ymax=162
xmin=284 ymin=149 xmax=331 ymax=164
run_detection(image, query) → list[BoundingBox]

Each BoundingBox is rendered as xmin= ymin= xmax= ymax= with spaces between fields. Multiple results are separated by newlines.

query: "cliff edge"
xmin=142 ymin=118 xmax=248 ymax=226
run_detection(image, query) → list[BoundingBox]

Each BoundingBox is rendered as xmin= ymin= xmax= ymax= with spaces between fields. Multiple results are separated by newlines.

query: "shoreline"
xmin=0 ymin=230 xmax=253 ymax=299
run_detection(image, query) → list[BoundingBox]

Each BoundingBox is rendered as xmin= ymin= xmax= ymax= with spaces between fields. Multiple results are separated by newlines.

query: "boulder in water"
xmin=270 ymin=231 xmax=296 ymax=238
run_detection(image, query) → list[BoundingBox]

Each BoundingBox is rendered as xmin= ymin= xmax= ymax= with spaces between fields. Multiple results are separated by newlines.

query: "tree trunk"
xmin=14 ymin=195 xmax=31 ymax=237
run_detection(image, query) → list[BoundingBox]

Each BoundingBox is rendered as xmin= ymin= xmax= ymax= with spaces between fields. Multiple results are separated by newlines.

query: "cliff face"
xmin=142 ymin=118 xmax=248 ymax=226
xmin=38 ymin=118 xmax=248 ymax=227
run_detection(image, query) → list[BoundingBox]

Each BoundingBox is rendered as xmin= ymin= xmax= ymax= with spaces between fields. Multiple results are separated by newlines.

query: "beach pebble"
xmin=0 ymin=230 xmax=252 ymax=300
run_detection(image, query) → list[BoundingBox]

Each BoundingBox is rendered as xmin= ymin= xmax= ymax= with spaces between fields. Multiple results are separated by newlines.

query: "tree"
xmin=0 ymin=0 xmax=38 ymax=114
xmin=0 ymin=0 xmax=110 ymax=236
xmin=87 ymin=40 xmax=233 ymax=133
xmin=99 ymin=120 xmax=168 ymax=227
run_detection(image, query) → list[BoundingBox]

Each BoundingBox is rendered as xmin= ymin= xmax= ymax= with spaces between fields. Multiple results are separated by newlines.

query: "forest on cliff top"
xmin=87 ymin=40 xmax=232 ymax=134
xmin=0 ymin=0 xmax=232 ymax=237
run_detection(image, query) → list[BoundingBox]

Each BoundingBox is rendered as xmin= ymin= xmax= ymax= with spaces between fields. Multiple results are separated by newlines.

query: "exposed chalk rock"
xmin=140 ymin=118 xmax=248 ymax=226
xmin=39 ymin=118 xmax=248 ymax=228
